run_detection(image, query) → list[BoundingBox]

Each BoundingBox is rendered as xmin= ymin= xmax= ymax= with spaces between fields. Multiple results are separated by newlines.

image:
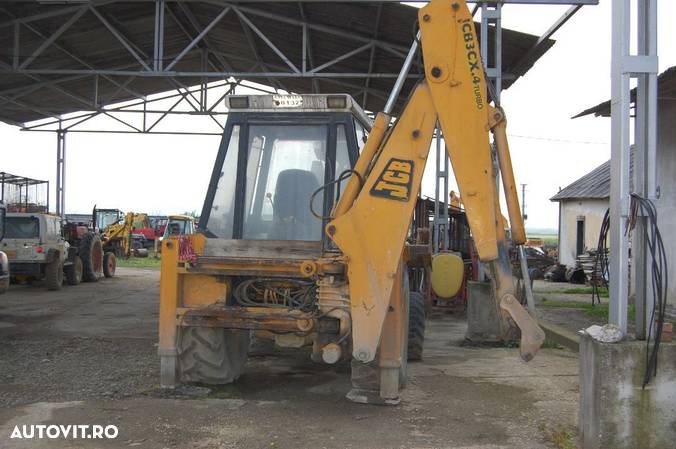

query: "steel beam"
xmin=89 ymin=6 xmax=152 ymax=71
xmin=298 ymin=3 xmax=320 ymax=93
xmin=154 ymin=0 xmax=166 ymax=72
xmin=55 ymin=127 xmax=66 ymax=217
xmin=362 ymin=3 xmax=383 ymax=107
xmin=433 ymin=122 xmax=449 ymax=251
xmin=165 ymin=6 xmax=231 ymax=71
xmin=481 ymin=3 xmax=502 ymax=103
xmin=234 ymin=7 xmax=300 ymax=74
xmin=235 ymin=7 xmax=288 ymax=92
xmin=16 ymin=15 xmax=147 ymax=102
xmin=609 ymin=0 xmax=658 ymax=336
xmin=509 ymin=5 xmax=582 ymax=80
xmin=632 ymin=0 xmax=658 ymax=339
xmin=19 ymin=7 xmax=87 ymax=69
xmin=0 ymin=0 xmax=600 ymax=30
xmin=309 ymin=42 xmax=372 ymax=74
xmin=2 ymin=68 xmax=421 ymax=79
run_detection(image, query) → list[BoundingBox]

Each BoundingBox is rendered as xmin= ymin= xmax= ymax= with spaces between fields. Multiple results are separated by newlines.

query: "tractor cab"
xmin=162 ymin=215 xmax=195 ymax=239
xmin=199 ymin=94 xmax=371 ymax=250
xmin=93 ymin=207 xmax=124 ymax=232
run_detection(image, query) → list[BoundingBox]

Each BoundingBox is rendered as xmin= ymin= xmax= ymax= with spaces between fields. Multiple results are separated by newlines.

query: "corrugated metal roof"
xmin=550 ymin=160 xmax=610 ymax=201
xmin=551 ymin=155 xmax=636 ymax=202
xmin=574 ymin=65 xmax=676 ymax=118
xmin=0 ymin=1 xmax=554 ymax=125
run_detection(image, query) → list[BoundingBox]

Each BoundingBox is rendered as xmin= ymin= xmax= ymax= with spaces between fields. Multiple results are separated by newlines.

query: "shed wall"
xmin=558 ymin=199 xmax=608 ymax=267
xmin=657 ymin=99 xmax=676 ymax=307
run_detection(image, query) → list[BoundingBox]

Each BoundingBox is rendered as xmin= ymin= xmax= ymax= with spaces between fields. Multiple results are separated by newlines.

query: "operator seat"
xmin=270 ymin=169 xmax=320 ymax=241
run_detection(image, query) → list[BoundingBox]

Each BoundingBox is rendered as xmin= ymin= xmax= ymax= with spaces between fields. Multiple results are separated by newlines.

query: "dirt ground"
xmin=0 ymin=268 xmax=580 ymax=449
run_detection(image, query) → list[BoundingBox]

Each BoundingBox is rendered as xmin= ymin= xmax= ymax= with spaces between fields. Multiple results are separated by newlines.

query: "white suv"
xmin=2 ymin=213 xmax=77 ymax=290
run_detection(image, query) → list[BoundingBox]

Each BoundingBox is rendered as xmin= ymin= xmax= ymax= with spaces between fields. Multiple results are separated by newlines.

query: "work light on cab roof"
xmin=226 ymin=94 xmax=371 ymax=123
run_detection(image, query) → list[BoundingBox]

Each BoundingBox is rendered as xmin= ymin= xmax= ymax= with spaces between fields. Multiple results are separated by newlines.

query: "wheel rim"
xmin=107 ymin=255 xmax=116 ymax=274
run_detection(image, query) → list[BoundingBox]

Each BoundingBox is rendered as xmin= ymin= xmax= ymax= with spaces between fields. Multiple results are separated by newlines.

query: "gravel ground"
xmin=0 ymin=268 xmax=580 ymax=449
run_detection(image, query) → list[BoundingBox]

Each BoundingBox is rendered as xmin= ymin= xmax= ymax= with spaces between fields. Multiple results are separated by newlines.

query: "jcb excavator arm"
xmin=328 ymin=0 xmax=544 ymax=364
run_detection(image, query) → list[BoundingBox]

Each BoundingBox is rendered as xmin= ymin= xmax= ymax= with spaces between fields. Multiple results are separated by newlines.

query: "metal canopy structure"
xmin=0 ymin=0 xmax=562 ymax=131
xmin=0 ymin=171 xmax=50 ymax=213
xmin=574 ymin=66 xmax=676 ymax=118
xmin=0 ymin=0 xmax=595 ymax=219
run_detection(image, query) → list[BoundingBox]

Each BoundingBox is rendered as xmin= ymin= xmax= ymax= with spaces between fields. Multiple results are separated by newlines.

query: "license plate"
xmin=272 ymin=95 xmax=303 ymax=108
xmin=4 ymin=250 xmax=16 ymax=259
xmin=19 ymin=248 xmax=33 ymax=259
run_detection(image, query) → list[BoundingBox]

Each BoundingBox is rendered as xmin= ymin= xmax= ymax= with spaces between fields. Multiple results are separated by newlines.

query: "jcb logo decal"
xmin=370 ymin=158 xmax=414 ymax=201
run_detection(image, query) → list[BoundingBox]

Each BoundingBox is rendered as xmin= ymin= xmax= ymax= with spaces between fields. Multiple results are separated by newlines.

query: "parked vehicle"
xmin=162 ymin=215 xmax=195 ymax=239
xmin=156 ymin=215 xmax=195 ymax=254
xmin=4 ymin=212 xmax=106 ymax=290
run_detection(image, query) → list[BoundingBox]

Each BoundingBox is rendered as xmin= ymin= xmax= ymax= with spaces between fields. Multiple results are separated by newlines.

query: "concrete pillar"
xmin=465 ymin=281 xmax=503 ymax=343
xmin=579 ymin=334 xmax=676 ymax=449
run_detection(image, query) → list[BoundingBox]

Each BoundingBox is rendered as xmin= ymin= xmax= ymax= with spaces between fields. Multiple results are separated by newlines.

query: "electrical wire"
xmin=627 ymin=194 xmax=668 ymax=388
xmin=309 ymin=169 xmax=363 ymax=220
xmin=591 ymin=208 xmax=610 ymax=306
xmin=507 ymin=134 xmax=608 ymax=145
xmin=233 ymin=278 xmax=317 ymax=313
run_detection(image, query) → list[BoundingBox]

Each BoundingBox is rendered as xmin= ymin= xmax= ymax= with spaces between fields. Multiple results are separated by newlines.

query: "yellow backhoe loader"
xmin=159 ymin=0 xmax=544 ymax=404
xmin=93 ymin=207 xmax=135 ymax=276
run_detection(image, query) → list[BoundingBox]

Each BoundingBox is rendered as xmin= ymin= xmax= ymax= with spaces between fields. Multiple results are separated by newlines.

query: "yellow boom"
xmin=328 ymin=0 xmax=544 ymax=364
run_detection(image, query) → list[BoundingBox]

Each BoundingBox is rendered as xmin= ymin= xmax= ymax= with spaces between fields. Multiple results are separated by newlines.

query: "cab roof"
xmin=168 ymin=215 xmax=195 ymax=221
xmin=226 ymin=94 xmax=372 ymax=130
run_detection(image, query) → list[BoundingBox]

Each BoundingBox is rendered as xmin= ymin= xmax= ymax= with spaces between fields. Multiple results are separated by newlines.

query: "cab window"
xmin=6 ymin=216 xmax=39 ymax=239
xmin=242 ymin=125 xmax=327 ymax=241
xmin=354 ymin=119 xmax=368 ymax=152
xmin=206 ymin=125 xmax=240 ymax=238
xmin=336 ymin=125 xmax=352 ymax=199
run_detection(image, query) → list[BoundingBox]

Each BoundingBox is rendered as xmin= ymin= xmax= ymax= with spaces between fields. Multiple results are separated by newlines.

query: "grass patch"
xmin=541 ymin=425 xmax=578 ymax=449
xmin=535 ymin=287 xmax=609 ymax=298
xmin=539 ymin=299 xmax=635 ymax=321
xmin=564 ymin=287 xmax=608 ymax=297
xmin=116 ymin=256 xmax=161 ymax=269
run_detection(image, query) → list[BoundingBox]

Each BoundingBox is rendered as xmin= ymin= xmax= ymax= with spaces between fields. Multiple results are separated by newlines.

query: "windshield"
xmin=6 ymin=216 xmax=39 ymax=239
xmin=242 ymin=125 xmax=327 ymax=241
xmin=207 ymin=124 xmax=331 ymax=241
xmin=163 ymin=219 xmax=193 ymax=238
xmin=97 ymin=211 xmax=120 ymax=229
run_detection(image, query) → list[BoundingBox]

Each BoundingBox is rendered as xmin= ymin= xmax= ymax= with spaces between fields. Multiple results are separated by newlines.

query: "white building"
xmin=550 ymin=162 xmax=610 ymax=268
xmin=559 ymin=66 xmax=675 ymax=307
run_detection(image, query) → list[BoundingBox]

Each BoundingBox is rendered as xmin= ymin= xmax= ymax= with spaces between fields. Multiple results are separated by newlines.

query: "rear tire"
xmin=79 ymin=232 xmax=103 ymax=282
xmin=178 ymin=327 xmax=250 ymax=385
xmin=407 ymin=291 xmax=426 ymax=361
xmin=103 ymin=252 xmax=116 ymax=278
xmin=64 ymin=257 xmax=83 ymax=285
xmin=45 ymin=258 xmax=63 ymax=291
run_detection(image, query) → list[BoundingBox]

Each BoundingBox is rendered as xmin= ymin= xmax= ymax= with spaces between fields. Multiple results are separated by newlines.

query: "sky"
xmin=1 ymin=0 xmax=674 ymax=230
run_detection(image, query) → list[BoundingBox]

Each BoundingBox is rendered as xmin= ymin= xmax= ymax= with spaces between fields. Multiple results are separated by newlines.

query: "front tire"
xmin=45 ymin=259 xmax=63 ymax=291
xmin=178 ymin=327 xmax=250 ymax=385
xmin=65 ymin=257 xmax=83 ymax=285
xmin=103 ymin=252 xmax=116 ymax=278
xmin=79 ymin=232 xmax=103 ymax=282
